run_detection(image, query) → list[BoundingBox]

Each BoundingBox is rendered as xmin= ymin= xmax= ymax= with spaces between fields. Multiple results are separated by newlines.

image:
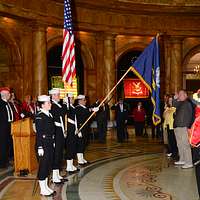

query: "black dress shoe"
xmin=51 ymin=191 xmax=57 ymax=195
xmin=67 ymin=171 xmax=76 ymax=175
xmin=61 ymin=177 xmax=68 ymax=182
xmin=66 ymin=169 xmax=79 ymax=175
xmin=78 ymin=163 xmax=86 ymax=166
xmin=42 ymin=192 xmax=54 ymax=197
xmin=53 ymin=181 xmax=64 ymax=185
xmin=81 ymin=161 xmax=90 ymax=165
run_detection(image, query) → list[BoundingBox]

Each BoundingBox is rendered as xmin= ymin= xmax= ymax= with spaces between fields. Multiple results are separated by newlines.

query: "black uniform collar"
xmin=52 ymin=99 xmax=62 ymax=108
xmin=40 ymin=109 xmax=51 ymax=116
xmin=70 ymin=104 xmax=75 ymax=108
xmin=78 ymin=103 xmax=86 ymax=109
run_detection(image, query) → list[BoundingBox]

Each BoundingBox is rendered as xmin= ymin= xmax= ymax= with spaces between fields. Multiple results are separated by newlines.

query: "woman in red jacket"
xmin=132 ymin=102 xmax=146 ymax=137
xmin=21 ymin=95 xmax=35 ymax=118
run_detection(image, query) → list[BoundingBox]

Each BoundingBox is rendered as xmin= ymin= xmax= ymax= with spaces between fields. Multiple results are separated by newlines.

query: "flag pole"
xmin=77 ymin=66 xmax=133 ymax=133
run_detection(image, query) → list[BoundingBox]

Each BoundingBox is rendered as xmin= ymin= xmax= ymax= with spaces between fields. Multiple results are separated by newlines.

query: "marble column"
xmin=163 ymin=36 xmax=171 ymax=94
xmin=170 ymin=37 xmax=183 ymax=93
xmin=22 ymin=28 xmax=33 ymax=98
xmin=32 ymin=24 xmax=48 ymax=97
xmin=95 ymin=32 xmax=104 ymax=99
xmin=103 ymin=34 xmax=116 ymax=120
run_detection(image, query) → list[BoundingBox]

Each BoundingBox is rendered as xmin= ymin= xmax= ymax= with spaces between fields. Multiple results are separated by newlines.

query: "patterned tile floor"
xmin=0 ymin=128 xmax=199 ymax=200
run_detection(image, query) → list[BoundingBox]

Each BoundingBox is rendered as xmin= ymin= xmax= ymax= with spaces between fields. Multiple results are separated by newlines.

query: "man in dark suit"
xmin=95 ymin=100 xmax=110 ymax=143
xmin=0 ymin=87 xmax=13 ymax=168
xmin=112 ymin=98 xmax=129 ymax=143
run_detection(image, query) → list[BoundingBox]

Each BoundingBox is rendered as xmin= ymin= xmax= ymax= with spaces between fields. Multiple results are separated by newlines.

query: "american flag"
xmin=62 ymin=0 xmax=76 ymax=85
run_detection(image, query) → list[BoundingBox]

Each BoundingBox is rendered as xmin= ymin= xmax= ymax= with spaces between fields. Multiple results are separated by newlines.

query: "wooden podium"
xmin=11 ymin=118 xmax=38 ymax=174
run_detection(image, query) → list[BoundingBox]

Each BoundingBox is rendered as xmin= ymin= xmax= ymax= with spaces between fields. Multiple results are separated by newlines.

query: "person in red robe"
xmin=21 ymin=95 xmax=35 ymax=118
xmin=9 ymin=92 xmax=22 ymax=121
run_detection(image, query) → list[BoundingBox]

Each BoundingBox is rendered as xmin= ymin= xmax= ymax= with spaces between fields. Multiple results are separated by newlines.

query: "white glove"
xmin=38 ymin=147 xmax=44 ymax=157
xmin=63 ymin=97 xmax=69 ymax=105
xmin=92 ymin=107 xmax=99 ymax=112
xmin=20 ymin=113 xmax=25 ymax=118
xmin=174 ymin=93 xmax=178 ymax=100
xmin=32 ymin=123 xmax=36 ymax=133
xmin=78 ymin=132 xmax=82 ymax=138
xmin=53 ymin=143 xmax=55 ymax=148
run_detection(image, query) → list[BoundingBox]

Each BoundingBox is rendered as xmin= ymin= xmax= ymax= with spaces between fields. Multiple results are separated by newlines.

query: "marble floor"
xmin=0 ymin=128 xmax=199 ymax=200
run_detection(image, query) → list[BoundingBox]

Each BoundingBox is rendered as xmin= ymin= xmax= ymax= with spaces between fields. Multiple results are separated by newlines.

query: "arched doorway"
xmin=183 ymin=47 xmax=200 ymax=95
xmin=47 ymin=44 xmax=84 ymax=95
xmin=117 ymin=50 xmax=141 ymax=98
xmin=116 ymin=50 xmax=153 ymax=125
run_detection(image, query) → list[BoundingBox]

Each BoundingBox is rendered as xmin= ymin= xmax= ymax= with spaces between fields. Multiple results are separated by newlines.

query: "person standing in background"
xmin=0 ymin=87 xmax=13 ymax=168
xmin=173 ymin=90 xmax=193 ymax=169
xmin=32 ymin=96 xmax=39 ymax=114
xmin=163 ymin=95 xmax=178 ymax=159
xmin=8 ymin=91 xmax=21 ymax=160
xmin=112 ymin=98 xmax=129 ymax=143
xmin=21 ymin=95 xmax=35 ymax=118
xmin=133 ymin=102 xmax=146 ymax=137
xmin=95 ymin=99 xmax=110 ymax=143
xmin=9 ymin=91 xmax=22 ymax=121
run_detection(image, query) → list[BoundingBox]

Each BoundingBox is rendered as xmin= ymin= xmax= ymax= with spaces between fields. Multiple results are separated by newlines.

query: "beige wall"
xmin=1 ymin=1 xmax=200 ymax=101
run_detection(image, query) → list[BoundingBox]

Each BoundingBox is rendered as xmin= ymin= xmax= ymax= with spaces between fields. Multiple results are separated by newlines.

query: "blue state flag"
xmin=131 ymin=37 xmax=161 ymax=125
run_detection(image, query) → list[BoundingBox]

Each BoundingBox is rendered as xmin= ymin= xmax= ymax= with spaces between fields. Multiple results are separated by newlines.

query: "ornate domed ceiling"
xmin=0 ymin=0 xmax=200 ymax=36
xmin=54 ymin=0 xmax=200 ymax=6
xmin=53 ymin=0 xmax=200 ymax=14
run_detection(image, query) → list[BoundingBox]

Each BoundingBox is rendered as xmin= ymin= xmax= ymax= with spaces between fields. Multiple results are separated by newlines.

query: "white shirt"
xmin=119 ymin=104 xmax=123 ymax=112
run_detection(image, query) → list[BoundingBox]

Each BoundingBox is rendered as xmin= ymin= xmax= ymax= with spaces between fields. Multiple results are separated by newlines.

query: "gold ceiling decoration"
xmin=186 ymin=73 xmax=200 ymax=80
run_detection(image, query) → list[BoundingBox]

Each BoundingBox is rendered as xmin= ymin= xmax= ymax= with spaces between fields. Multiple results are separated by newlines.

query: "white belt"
xmin=60 ymin=116 xmax=65 ymax=137
xmin=68 ymin=118 xmax=75 ymax=125
xmin=55 ymin=119 xmax=66 ymax=138
xmin=55 ymin=122 xmax=62 ymax=127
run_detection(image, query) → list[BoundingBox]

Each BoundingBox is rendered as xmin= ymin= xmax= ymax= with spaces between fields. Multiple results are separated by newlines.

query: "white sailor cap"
xmin=67 ymin=93 xmax=74 ymax=98
xmin=77 ymin=94 xmax=85 ymax=100
xmin=38 ymin=95 xmax=50 ymax=102
xmin=49 ymin=88 xmax=60 ymax=95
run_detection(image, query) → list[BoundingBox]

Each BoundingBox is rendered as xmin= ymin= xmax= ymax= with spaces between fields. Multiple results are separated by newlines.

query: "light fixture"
xmin=194 ymin=65 xmax=200 ymax=74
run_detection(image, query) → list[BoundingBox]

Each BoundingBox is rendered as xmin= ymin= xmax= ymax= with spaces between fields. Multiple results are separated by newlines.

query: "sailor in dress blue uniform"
xmin=35 ymin=95 xmax=55 ymax=196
